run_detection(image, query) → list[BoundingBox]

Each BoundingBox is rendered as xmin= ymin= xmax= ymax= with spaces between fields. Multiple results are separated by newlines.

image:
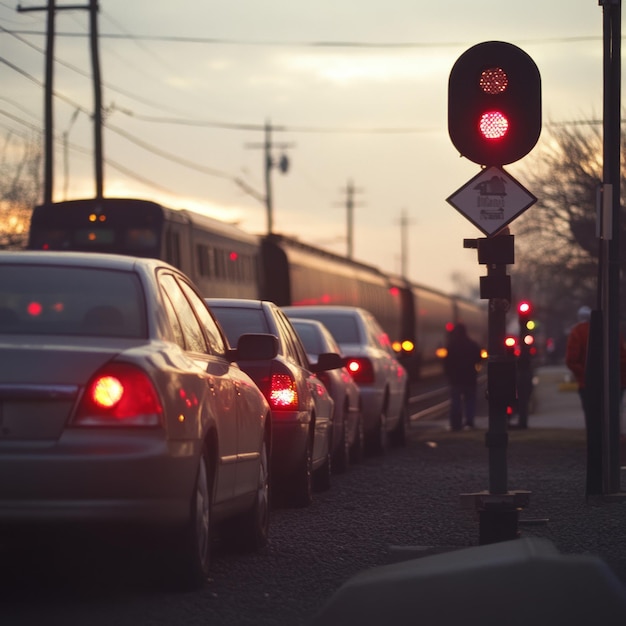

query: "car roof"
xmin=205 ymin=298 xmax=270 ymax=310
xmin=283 ymin=305 xmax=367 ymax=316
xmin=0 ymin=250 xmax=169 ymax=272
xmin=289 ymin=317 xmax=327 ymax=330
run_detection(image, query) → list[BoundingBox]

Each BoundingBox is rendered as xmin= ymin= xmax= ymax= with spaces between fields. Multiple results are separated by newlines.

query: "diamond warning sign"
xmin=446 ymin=166 xmax=537 ymax=236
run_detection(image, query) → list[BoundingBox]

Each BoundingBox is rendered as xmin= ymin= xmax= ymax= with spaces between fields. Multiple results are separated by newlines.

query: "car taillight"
xmin=346 ymin=357 xmax=375 ymax=385
xmin=74 ymin=363 xmax=163 ymax=426
xmin=269 ymin=373 xmax=298 ymax=410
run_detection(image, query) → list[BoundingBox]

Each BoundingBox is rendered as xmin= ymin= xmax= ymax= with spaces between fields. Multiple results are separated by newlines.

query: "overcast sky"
xmin=0 ymin=1 xmax=610 ymax=293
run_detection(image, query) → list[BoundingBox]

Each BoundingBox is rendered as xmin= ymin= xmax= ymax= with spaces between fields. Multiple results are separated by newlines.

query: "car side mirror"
xmin=231 ymin=333 xmax=278 ymax=361
xmin=311 ymin=352 xmax=344 ymax=372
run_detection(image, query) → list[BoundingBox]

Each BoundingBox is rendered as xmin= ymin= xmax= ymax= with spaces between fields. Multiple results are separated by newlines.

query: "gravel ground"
xmin=2 ymin=424 xmax=626 ymax=626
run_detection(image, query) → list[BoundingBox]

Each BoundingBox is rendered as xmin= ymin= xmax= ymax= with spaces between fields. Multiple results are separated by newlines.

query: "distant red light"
xmin=389 ymin=286 xmax=400 ymax=297
xmin=229 ymin=251 xmax=238 ymax=261
xmin=445 ymin=322 xmax=455 ymax=332
xmin=27 ymin=301 xmax=43 ymax=316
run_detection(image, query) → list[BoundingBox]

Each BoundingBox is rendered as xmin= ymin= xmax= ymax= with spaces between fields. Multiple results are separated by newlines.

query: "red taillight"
xmin=269 ymin=373 xmax=298 ymax=410
xmin=346 ymin=358 xmax=375 ymax=385
xmin=74 ymin=363 xmax=163 ymax=426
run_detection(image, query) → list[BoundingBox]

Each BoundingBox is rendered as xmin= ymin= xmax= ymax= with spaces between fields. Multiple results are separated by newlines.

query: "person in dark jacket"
xmin=444 ymin=323 xmax=483 ymax=431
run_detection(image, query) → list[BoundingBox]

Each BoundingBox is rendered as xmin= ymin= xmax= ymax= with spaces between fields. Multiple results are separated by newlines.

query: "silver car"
xmin=0 ymin=251 xmax=277 ymax=589
xmin=287 ymin=317 xmax=364 ymax=470
xmin=283 ymin=306 xmax=409 ymax=455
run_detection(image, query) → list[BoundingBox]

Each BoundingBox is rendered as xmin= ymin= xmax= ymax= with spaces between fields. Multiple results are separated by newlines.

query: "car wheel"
xmin=285 ymin=434 xmax=313 ymax=508
xmin=389 ymin=402 xmax=410 ymax=447
xmin=350 ymin=414 xmax=365 ymax=464
xmin=332 ymin=412 xmax=350 ymax=474
xmin=366 ymin=407 xmax=388 ymax=456
xmin=167 ymin=448 xmax=212 ymax=590
xmin=224 ymin=436 xmax=270 ymax=552
xmin=314 ymin=447 xmax=332 ymax=492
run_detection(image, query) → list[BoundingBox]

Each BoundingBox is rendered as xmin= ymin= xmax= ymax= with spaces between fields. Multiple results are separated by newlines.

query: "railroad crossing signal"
xmin=448 ymin=41 xmax=541 ymax=166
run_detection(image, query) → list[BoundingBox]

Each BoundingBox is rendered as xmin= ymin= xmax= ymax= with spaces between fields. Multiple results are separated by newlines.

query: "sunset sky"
xmin=1 ymin=1 xmax=610 ymax=293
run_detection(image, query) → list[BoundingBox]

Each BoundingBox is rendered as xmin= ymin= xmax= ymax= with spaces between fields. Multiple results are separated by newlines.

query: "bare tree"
xmin=0 ymin=131 xmax=42 ymax=249
xmin=510 ymin=122 xmax=626 ymax=347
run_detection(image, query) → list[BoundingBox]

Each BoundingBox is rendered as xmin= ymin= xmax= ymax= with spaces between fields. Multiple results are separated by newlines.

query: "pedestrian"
xmin=565 ymin=305 xmax=593 ymax=421
xmin=444 ymin=322 xmax=483 ymax=431
xmin=565 ymin=305 xmax=626 ymax=494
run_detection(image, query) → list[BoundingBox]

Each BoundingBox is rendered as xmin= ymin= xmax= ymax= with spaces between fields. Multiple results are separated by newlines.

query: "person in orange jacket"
xmin=566 ymin=305 xmax=626 ymax=422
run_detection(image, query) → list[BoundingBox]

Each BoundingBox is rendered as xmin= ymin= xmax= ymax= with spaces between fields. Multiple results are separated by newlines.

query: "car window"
xmin=159 ymin=273 xmax=207 ymax=354
xmin=292 ymin=322 xmax=324 ymax=356
xmin=178 ymin=281 xmax=226 ymax=357
xmin=209 ymin=306 xmax=269 ymax=347
xmin=161 ymin=288 xmax=185 ymax=349
xmin=301 ymin=313 xmax=360 ymax=345
xmin=275 ymin=309 xmax=309 ymax=369
xmin=366 ymin=315 xmax=394 ymax=354
xmin=0 ymin=264 xmax=146 ymax=338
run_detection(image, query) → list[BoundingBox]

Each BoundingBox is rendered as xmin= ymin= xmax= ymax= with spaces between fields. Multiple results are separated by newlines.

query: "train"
xmin=27 ymin=197 xmax=487 ymax=381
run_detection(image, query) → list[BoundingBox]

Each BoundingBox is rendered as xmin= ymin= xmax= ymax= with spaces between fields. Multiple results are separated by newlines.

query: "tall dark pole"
xmin=43 ymin=0 xmax=55 ymax=204
xmin=89 ymin=0 xmax=103 ymax=199
xmin=264 ymin=120 xmax=273 ymax=235
xmin=601 ymin=0 xmax=622 ymax=494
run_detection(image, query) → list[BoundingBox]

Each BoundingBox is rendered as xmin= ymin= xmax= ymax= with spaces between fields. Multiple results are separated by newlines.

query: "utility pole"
xmin=337 ymin=179 xmax=363 ymax=259
xmin=246 ymin=120 xmax=293 ymax=235
xmin=600 ymin=0 xmax=622 ymax=494
xmin=398 ymin=209 xmax=412 ymax=278
xmin=89 ymin=0 xmax=103 ymax=199
xmin=17 ymin=1 xmax=103 ymax=202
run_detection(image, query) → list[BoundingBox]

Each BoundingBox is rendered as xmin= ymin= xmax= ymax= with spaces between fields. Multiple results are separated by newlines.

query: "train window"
xmin=125 ymin=228 xmax=158 ymax=250
xmin=164 ymin=229 xmax=181 ymax=268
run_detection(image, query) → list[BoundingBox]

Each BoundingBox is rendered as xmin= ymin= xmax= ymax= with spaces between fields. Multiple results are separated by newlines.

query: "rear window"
xmin=291 ymin=322 xmax=324 ymax=356
xmin=210 ymin=306 xmax=269 ymax=347
xmin=0 ymin=264 xmax=147 ymax=338
xmin=293 ymin=313 xmax=360 ymax=345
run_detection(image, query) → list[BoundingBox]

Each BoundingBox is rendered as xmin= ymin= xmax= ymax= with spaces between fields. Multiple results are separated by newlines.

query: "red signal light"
xmin=479 ymin=111 xmax=509 ymax=140
xmin=518 ymin=301 xmax=531 ymax=314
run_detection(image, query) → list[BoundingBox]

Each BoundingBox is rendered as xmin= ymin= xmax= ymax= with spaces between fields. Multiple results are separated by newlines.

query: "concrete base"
xmin=308 ymin=537 xmax=626 ymax=626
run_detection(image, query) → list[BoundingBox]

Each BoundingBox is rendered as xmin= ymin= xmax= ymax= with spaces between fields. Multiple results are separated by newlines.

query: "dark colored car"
xmin=0 ymin=251 xmax=279 ymax=590
xmin=283 ymin=306 xmax=409 ymax=455
xmin=205 ymin=298 xmax=343 ymax=507
xmin=288 ymin=316 xmax=364 ymax=471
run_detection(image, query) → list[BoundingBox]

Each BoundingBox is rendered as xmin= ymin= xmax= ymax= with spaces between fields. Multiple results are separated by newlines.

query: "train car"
xmin=259 ymin=234 xmax=405 ymax=347
xmin=27 ymin=197 xmax=261 ymax=298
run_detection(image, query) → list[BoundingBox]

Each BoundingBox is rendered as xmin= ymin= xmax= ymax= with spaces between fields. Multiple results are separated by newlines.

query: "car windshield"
xmin=210 ymin=306 xmax=270 ymax=346
xmin=294 ymin=313 xmax=360 ymax=345
xmin=0 ymin=264 xmax=147 ymax=338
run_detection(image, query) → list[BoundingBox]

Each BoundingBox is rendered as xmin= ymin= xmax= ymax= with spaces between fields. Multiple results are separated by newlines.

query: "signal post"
xmin=446 ymin=41 xmax=541 ymax=544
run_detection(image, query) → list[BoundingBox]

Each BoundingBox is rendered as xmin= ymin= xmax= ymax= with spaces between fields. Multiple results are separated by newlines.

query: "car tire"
xmin=285 ymin=434 xmax=313 ymax=508
xmin=366 ymin=407 xmax=388 ymax=456
xmin=224 ymin=435 xmax=270 ymax=552
xmin=314 ymin=447 xmax=332 ymax=492
xmin=389 ymin=402 xmax=410 ymax=447
xmin=350 ymin=414 xmax=365 ymax=464
xmin=331 ymin=412 xmax=350 ymax=474
xmin=167 ymin=448 xmax=212 ymax=590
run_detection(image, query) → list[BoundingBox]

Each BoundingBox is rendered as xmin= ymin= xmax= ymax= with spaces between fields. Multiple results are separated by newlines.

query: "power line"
xmin=2 ymin=29 xmax=602 ymax=48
